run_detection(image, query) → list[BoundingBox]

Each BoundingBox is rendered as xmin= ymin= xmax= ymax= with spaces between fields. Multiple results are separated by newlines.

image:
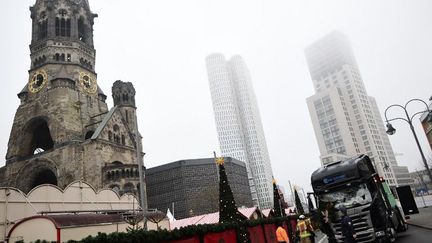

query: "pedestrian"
xmin=339 ymin=206 xmax=357 ymax=243
xmin=306 ymin=217 xmax=316 ymax=243
xmin=276 ymin=221 xmax=290 ymax=243
xmin=321 ymin=203 xmax=337 ymax=243
xmin=296 ymin=215 xmax=314 ymax=243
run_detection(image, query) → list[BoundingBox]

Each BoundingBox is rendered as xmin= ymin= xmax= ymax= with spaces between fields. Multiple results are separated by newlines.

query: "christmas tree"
xmin=216 ymin=157 xmax=244 ymax=224
xmin=294 ymin=188 xmax=305 ymax=215
xmin=272 ymin=179 xmax=286 ymax=217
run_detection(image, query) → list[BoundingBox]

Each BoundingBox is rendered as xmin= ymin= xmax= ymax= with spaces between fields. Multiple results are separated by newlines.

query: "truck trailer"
xmin=311 ymin=155 xmax=407 ymax=243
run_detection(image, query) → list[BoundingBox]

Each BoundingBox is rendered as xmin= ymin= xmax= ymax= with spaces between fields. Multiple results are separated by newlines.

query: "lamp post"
xmin=384 ymin=98 xmax=432 ymax=189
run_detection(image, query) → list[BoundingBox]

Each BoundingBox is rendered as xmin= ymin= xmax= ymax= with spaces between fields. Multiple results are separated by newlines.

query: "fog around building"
xmin=0 ymin=0 xmax=431 ymax=194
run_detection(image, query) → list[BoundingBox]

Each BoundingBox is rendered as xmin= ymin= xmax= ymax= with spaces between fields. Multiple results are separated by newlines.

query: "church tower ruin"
xmin=0 ymin=0 xmax=146 ymax=200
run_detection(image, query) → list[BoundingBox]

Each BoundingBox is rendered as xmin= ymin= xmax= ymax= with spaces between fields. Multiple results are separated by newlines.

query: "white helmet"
xmin=299 ymin=215 xmax=306 ymax=219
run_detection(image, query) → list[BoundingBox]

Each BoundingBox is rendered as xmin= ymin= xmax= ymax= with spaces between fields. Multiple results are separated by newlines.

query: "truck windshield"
xmin=319 ymin=183 xmax=372 ymax=208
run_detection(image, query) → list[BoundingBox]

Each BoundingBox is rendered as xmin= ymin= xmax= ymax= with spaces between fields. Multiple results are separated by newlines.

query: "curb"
xmin=407 ymin=222 xmax=432 ymax=231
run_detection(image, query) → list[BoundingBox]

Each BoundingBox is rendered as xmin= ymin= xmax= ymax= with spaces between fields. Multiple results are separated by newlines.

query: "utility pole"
xmin=416 ymin=169 xmax=428 ymax=207
xmin=134 ymin=113 xmax=147 ymax=230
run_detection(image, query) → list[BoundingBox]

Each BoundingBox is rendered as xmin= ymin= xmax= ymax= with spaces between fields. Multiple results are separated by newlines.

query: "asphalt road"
xmin=396 ymin=225 xmax=432 ymax=243
xmin=315 ymin=225 xmax=432 ymax=243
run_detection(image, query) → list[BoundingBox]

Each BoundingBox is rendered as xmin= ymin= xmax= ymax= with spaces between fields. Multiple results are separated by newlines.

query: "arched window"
xmin=112 ymin=161 xmax=123 ymax=165
xmin=123 ymin=183 xmax=135 ymax=194
xmin=38 ymin=12 xmax=48 ymax=40
xmin=78 ymin=17 xmax=86 ymax=42
xmin=121 ymin=135 xmax=125 ymax=145
xmin=113 ymin=124 xmax=119 ymax=132
xmin=31 ymin=169 xmax=57 ymax=188
xmin=55 ymin=9 xmax=70 ymax=37
xmin=19 ymin=118 xmax=54 ymax=157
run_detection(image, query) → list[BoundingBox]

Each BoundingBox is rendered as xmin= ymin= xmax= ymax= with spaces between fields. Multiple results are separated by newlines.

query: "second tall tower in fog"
xmin=206 ymin=54 xmax=274 ymax=209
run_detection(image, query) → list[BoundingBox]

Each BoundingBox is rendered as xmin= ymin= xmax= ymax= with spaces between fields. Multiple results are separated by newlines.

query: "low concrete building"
xmin=146 ymin=157 xmax=253 ymax=219
xmin=8 ymin=214 xmax=129 ymax=243
xmin=0 ymin=181 xmax=169 ymax=242
xmin=409 ymin=169 xmax=432 ymax=195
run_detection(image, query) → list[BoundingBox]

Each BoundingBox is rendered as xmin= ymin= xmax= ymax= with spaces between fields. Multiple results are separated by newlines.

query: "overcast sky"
xmin=1 ymin=0 xmax=431 ymax=195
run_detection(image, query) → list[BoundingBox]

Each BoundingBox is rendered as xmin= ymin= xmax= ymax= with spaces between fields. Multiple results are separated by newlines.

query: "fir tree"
xmin=294 ymin=188 xmax=305 ymax=215
xmin=216 ymin=157 xmax=244 ymax=224
xmin=272 ymin=179 xmax=286 ymax=217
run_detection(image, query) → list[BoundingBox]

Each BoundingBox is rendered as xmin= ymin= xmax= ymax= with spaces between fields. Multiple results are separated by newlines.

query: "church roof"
xmin=91 ymin=106 xmax=118 ymax=140
xmin=18 ymin=85 xmax=28 ymax=95
xmin=97 ymin=85 xmax=106 ymax=96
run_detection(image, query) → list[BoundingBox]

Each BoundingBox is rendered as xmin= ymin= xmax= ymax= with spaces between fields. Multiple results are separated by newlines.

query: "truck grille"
xmin=332 ymin=209 xmax=375 ymax=243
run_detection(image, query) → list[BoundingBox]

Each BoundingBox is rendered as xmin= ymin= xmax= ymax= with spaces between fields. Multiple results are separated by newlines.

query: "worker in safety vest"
xmin=296 ymin=215 xmax=314 ymax=243
xmin=275 ymin=221 xmax=290 ymax=243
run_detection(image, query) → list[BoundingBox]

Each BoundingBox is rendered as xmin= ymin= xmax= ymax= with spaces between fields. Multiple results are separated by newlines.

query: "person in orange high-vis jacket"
xmin=276 ymin=222 xmax=290 ymax=243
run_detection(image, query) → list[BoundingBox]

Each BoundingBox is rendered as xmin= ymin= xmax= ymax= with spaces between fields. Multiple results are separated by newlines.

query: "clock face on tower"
xmin=79 ymin=72 xmax=97 ymax=94
xmin=28 ymin=69 xmax=48 ymax=93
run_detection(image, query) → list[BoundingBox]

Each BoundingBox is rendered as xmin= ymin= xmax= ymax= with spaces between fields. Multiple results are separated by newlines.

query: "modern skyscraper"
xmin=206 ymin=54 xmax=274 ymax=209
xmin=305 ymin=32 xmax=410 ymax=187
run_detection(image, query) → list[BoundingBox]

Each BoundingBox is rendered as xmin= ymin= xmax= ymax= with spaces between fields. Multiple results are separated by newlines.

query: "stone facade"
xmin=146 ymin=157 xmax=253 ymax=219
xmin=0 ymin=0 xmax=145 ymax=197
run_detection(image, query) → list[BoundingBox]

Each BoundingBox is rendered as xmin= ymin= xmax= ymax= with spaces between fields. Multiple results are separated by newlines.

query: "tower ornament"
xmin=79 ymin=71 xmax=97 ymax=94
xmin=216 ymin=157 xmax=225 ymax=165
xmin=28 ymin=69 xmax=48 ymax=93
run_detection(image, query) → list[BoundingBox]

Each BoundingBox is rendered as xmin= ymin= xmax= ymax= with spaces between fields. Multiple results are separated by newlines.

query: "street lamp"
xmin=384 ymin=98 xmax=432 ymax=188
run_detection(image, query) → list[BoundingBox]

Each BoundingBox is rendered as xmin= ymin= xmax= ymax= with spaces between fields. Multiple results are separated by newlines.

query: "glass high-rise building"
xmin=305 ymin=32 xmax=411 ymax=187
xmin=206 ymin=53 xmax=274 ymax=209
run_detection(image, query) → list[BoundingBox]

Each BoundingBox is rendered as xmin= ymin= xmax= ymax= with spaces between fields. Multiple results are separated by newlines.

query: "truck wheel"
xmin=387 ymin=227 xmax=397 ymax=243
xmin=380 ymin=227 xmax=397 ymax=243
xmin=398 ymin=221 xmax=408 ymax=232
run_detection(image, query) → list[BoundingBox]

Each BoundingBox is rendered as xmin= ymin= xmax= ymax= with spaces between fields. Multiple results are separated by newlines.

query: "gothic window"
xmin=78 ymin=17 xmax=86 ymax=42
xmin=113 ymin=124 xmax=119 ymax=132
xmin=122 ymin=94 xmax=129 ymax=102
xmin=54 ymin=53 xmax=60 ymax=61
xmin=38 ymin=12 xmax=48 ymax=40
xmin=55 ymin=9 xmax=70 ymax=37
xmin=121 ymin=135 xmax=125 ymax=145
xmin=67 ymin=53 xmax=71 ymax=62
xmin=60 ymin=53 xmax=65 ymax=61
